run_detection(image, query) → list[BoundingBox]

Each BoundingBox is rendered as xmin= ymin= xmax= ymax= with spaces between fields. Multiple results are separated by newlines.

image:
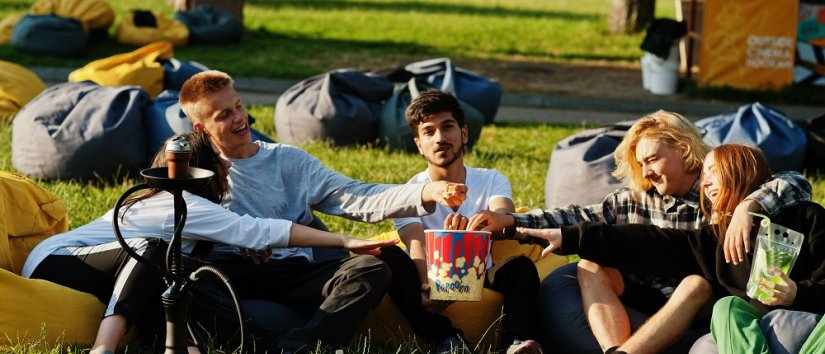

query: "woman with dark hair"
xmin=21 ymin=133 xmax=396 ymax=354
xmin=514 ymin=144 xmax=825 ymax=354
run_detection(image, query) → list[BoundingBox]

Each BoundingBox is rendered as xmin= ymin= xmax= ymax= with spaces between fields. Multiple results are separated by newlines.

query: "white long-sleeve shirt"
xmin=22 ymin=191 xmax=292 ymax=277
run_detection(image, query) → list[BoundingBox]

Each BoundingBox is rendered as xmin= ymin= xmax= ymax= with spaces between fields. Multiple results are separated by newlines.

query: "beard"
xmin=425 ymin=144 xmax=464 ymax=168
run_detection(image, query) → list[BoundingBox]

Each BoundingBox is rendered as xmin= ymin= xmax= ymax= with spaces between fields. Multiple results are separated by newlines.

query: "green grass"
xmin=0 ymin=0 xmax=675 ymax=80
xmin=2 ymin=107 xmax=825 ymax=353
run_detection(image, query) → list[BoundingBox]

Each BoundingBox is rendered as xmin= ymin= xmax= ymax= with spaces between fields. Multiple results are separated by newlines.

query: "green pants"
xmin=711 ymin=296 xmax=825 ymax=354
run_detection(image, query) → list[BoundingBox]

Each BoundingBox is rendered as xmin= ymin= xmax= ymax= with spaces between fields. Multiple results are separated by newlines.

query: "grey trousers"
xmin=690 ymin=310 xmax=823 ymax=354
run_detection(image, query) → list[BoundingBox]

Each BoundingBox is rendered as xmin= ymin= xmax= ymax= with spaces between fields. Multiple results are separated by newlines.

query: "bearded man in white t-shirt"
xmin=378 ymin=90 xmax=543 ymax=354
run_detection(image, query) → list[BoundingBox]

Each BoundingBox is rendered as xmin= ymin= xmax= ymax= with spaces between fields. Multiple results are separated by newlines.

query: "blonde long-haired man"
xmin=468 ymin=111 xmax=811 ymax=354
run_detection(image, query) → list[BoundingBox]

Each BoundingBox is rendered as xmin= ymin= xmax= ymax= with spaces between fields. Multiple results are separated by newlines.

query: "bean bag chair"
xmin=276 ymin=70 xmax=392 ymax=146
xmin=145 ymin=90 xmax=192 ymax=156
xmin=161 ymin=58 xmax=208 ymax=91
xmin=395 ymin=58 xmax=503 ymax=124
xmin=10 ymin=14 xmax=88 ymax=57
xmin=0 ymin=13 xmax=24 ymax=44
xmin=0 ymin=171 xmax=103 ymax=347
xmin=12 ymin=82 xmax=151 ymax=180
xmin=379 ymin=77 xmax=484 ymax=152
xmin=30 ymin=0 xmax=113 ymax=31
xmin=545 ymin=122 xmax=632 ymax=209
xmin=68 ymin=41 xmax=173 ymax=98
xmin=363 ymin=228 xmax=568 ymax=345
xmin=174 ymin=5 xmax=242 ymax=44
xmin=145 ymin=90 xmax=272 ymax=157
xmin=116 ymin=10 xmax=189 ymax=47
xmin=696 ymin=102 xmax=808 ymax=172
xmin=0 ymin=60 xmax=47 ymax=122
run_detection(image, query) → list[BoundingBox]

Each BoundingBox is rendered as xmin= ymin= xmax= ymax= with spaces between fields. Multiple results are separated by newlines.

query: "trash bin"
xmin=642 ymin=45 xmax=680 ymax=95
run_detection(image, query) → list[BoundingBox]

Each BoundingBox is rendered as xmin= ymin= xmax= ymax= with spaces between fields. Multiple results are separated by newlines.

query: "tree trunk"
xmin=608 ymin=0 xmax=656 ymax=34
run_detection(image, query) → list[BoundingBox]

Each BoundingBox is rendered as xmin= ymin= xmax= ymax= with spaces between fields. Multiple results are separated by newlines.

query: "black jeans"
xmin=378 ymin=246 xmax=541 ymax=347
xmin=377 ymin=245 xmax=460 ymax=343
xmin=486 ymin=254 xmax=541 ymax=346
xmin=191 ymin=253 xmax=391 ymax=352
xmin=30 ymin=238 xmax=167 ymax=340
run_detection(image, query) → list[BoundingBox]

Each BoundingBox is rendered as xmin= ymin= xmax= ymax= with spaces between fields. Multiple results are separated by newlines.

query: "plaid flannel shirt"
xmin=513 ymin=171 xmax=811 ymax=296
xmin=513 ymin=171 xmax=811 ymax=231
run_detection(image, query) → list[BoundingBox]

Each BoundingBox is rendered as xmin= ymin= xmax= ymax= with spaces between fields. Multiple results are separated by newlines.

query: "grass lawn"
xmin=0 ymin=0 xmax=675 ymax=80
xmin=1 ymin=104 xmax=825 ymax=353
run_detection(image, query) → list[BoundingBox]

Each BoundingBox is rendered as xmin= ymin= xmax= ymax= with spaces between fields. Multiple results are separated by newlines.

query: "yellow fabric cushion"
xmin=0 ymin=171 xmax=68 ymax=274
xmin=0 ymin=13 xmax=24 ymax=45
xmin=30 ymin=0 xmax=114 ymax=31
xmin=0 ymin=61 xmax=47 ymax=122
xmin=0 ymin=172 xmax=101 ymax=346
xmin=68 ymin=41 xmax=174 ymax=98
xmin=0 ymin=268 xmax=103 ymax=346
xmin=116 ymin=11 xmax=189 ymax=47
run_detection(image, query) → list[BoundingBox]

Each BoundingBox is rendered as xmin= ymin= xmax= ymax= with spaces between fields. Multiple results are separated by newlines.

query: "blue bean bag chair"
xmin=12 ymin=82 xmax=150 ymax=180
xmin=10 ymin=14 xmax=87 ymax=56
xmin=161 ymin=58 xmax=208 ymax=91
xmin=696 ymin=102 xmax=807 ymax=172
xmin=174 ymin=5 xmax=242 ymax=44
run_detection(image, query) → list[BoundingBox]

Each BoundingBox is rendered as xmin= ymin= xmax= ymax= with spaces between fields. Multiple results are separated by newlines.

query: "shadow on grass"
xmin=248 ymin=0 xmax=600 ymax=21
xmin=0 ymin=26 xmax=438 ymax=79
xmin=682 ymin=81 xmax=825 ymax=110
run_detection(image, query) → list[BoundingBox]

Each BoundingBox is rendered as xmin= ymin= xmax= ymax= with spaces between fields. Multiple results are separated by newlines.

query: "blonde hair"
xmin=179 ymin=70 xmax=234 ymax=121
xmin=613 ymin=110 xmax=710 ymax=191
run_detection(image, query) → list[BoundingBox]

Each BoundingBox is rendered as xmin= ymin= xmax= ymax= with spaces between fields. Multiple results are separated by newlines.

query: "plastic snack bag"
xmin=746 ymin=213 xmax=805 ymax=303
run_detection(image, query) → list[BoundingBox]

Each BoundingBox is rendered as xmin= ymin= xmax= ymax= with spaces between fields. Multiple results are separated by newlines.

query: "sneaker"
xmin=505 ymin=339 xmax=543 ymax=354
xmin=436 ymin=333 xmax=471 ymax=354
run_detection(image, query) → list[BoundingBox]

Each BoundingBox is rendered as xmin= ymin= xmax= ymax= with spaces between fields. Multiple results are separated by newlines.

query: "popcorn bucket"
xmin=425 ymin=229 xmax=491 ymax=301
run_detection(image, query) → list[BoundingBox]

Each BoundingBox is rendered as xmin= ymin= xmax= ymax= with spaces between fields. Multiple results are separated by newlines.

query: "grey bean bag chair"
xmin=545 ymin=122 xmax=633 ymax=209
xmin=275 ymin=70 xmax=393 ymax=146
xmin=12 ymin=82 xmax=150 ymax=180
xmin=379 ymin=77 xmax=484 ymax=152
xmin=11 ymin=14 xmax=88 ymax=57
xmin=174 ymin=5 xmax=242 ymax=44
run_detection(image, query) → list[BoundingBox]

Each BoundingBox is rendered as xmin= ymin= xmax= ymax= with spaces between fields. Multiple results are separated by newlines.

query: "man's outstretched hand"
xmin=515 ymin=227 xmax=562 ymax=258
xmin=423 ymin=181 xmax=467 ymax=211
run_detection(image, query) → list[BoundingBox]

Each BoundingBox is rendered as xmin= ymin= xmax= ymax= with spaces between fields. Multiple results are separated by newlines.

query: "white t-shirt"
xmin=394 ymin=166 xmax=512 ymax=268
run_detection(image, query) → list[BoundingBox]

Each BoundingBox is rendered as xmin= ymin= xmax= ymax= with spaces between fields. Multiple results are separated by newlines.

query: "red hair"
xmin=700 ymin=144 xmax=771 ymax=239
xmin=179 ymin=70 xmax=234 ymax=120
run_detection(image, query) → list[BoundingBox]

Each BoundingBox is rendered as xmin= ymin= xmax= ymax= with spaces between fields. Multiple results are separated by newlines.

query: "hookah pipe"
xmin=111 ymin=136 xmax=244 ymax=354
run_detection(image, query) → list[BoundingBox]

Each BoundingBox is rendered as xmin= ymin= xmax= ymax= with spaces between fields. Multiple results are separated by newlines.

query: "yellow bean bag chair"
xmin=116 ymin=10 xmax=189 ymax=47
xmin=0 ymin=171 xmax=103 ymax=346
xmin=363 ymin=229 xmax=568 ymax=346
xmin=30 ymin=0 xmax=114 ymax=31
xmin=0 ymin=61 xmax=47 ymax=122
xmin=0 ymin=13 xmax=24 ymax=45
xmin=68 ymin=41 xmax=174 ymax=98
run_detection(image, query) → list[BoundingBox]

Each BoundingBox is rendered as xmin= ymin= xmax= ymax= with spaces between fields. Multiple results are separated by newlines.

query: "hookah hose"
xmin=188 ymin=264 xmax=245 ymax=353
xmin=112 ymin=185 xmax=245 ymax=353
